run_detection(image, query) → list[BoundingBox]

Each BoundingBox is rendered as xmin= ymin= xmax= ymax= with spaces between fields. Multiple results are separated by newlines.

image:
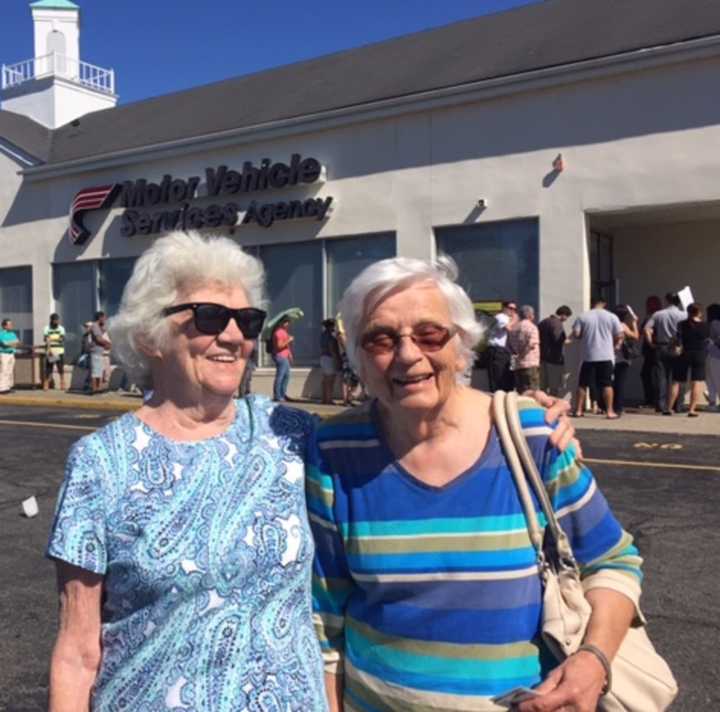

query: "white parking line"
xmin=584 ymin=457 xmax=720 ymax=474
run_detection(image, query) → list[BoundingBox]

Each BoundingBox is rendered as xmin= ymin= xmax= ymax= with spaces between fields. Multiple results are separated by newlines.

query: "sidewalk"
xmin=571 ymin=407 xmax=719 ymax=436
xmin=0 ymin=389 xmax=717 ymax=434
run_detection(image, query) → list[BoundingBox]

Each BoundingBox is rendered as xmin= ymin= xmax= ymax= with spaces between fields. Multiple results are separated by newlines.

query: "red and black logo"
xmin=68 ymin=184 xmax=120 ymax=244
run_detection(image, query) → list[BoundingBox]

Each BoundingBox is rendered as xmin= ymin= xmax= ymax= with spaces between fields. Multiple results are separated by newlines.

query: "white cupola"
xmin=0 ymin=0 xmax=117 ymax=128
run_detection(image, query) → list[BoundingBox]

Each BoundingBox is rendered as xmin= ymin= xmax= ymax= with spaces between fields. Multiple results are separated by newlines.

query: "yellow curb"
xmin=0 ymin=394 xmax=140 ymax=413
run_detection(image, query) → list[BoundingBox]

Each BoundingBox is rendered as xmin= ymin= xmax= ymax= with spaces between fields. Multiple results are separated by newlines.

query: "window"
xmin=99 ymin=258 xmax=137 ymax=318
xmin=435 ymin=219 xmax=539 ymax=311
xmin=326 ymin=233 xmax=396 ymax=317
xmin=0 ymin=266 xmax=33 ymax=346
xmin=52 ymin=262 xmax=95 ymax=360
xmin=49 ymin=233 xmax=397 ymax=368
xmin=259 ymin=242 xmax=323 ymax=367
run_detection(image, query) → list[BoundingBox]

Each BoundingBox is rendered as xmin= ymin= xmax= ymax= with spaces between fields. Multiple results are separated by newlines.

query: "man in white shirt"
xmin=486 ymin=300 xmax=518 ymax=392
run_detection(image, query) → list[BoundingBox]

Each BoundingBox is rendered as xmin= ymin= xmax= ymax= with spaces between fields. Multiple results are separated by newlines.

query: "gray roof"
xmin=6 ymin=0 xmax=720 ymax=166
xmin=0 ymin=110 xmax=51 ymax=162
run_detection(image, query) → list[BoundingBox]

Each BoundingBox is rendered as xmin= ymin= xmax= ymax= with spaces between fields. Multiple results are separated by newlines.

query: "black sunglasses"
xmin=163 ymin=303 xmax=266 ymax=338
xmin=361 ymin=323 xmax=456 ymax=355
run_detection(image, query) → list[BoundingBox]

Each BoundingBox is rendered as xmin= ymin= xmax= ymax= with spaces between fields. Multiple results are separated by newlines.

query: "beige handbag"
xmin=493 ymin=391 xmax=678 ymax=712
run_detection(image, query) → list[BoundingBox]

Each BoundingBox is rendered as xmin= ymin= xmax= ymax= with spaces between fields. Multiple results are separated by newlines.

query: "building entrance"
xmin=587 ymin=202 xmax=720 ymax=401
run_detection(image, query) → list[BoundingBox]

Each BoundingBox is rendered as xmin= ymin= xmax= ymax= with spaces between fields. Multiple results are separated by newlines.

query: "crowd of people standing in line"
xmin=2 ymin=287 xmax=719 ymax=414
xmin=642 ymin=294 xmax=720 ymax=416
xmin=0 ymin=311 xmax=114 ymax=395
xmin=485 ymin=292 xmax=720 ymax=418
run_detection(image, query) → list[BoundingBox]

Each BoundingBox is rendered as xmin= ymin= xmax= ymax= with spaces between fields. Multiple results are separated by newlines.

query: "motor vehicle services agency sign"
xmin=68 ymin=154 xmax=333 ymax=245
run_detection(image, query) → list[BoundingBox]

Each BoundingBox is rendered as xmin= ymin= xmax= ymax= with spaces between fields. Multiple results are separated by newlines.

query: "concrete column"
xmin=392 ymin=115 xmax=434 ymax=261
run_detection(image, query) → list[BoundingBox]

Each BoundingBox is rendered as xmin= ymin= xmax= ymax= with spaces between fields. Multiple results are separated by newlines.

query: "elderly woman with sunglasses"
xmin=308 ymin=257 xmax=643 ymax=712
xmin=46 ymin=231 xmax=327 ymax=711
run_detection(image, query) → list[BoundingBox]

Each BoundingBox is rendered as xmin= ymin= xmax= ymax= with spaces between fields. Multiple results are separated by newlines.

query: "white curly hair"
xmin=110 ymin=231 xmax=266 ymax=388
xmin=338 ymin=255 xmax=484 ymax=375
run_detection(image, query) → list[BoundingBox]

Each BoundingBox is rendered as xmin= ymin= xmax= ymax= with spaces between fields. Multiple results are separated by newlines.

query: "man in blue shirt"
xmin=0 ymin=318 xmax=20 ymax=393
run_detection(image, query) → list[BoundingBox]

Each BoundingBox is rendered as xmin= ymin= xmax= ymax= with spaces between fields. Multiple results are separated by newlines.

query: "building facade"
xmin=2 ymin=0 xmax=720 ymax=397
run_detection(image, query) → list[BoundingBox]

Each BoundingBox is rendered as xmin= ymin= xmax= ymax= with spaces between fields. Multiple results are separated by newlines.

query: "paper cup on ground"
xmin=21 ymin=496 xmax=39 ymax=518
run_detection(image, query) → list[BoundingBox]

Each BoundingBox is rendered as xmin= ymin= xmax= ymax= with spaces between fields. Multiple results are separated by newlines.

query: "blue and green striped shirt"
xmin=307 ymin=399 xmax=642 ymax=711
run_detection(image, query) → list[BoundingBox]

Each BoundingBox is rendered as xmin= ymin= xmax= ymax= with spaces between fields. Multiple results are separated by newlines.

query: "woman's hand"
xmin=517 ymin=590 xmax=635 ymax=712
xmin=515 ymin=650 xmax=606 ymax=712
xmin=528 ymin=391 xmax=583 ymax=458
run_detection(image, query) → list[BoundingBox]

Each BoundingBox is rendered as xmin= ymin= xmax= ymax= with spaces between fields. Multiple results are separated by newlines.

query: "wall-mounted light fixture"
xmin=477 ymin=198 xmax=488 ymax=208
xmin=552 ymin=153 xmax=564 ymax=172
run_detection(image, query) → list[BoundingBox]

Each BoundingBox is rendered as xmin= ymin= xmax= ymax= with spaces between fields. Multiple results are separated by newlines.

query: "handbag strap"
xmin=492 ymin=390 xmax=578 ymax=568
xmin=492 ymin=391 xmax=544 ymax=553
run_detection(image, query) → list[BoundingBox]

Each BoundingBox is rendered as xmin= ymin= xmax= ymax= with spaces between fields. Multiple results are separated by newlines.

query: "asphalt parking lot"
xmin=0 ymin=405 xmax=718 ymax=711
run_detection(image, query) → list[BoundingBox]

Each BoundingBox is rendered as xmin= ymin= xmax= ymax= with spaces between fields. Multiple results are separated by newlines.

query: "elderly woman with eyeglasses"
xmin=46 ymin=231 xmax=327 ymax=711
xmin=308 ymin=257 xmax=643 ymax=712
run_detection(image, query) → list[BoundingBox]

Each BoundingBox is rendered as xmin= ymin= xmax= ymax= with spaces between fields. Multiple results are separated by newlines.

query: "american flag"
xmin=68 ymin=184 xmax=120 ymax=245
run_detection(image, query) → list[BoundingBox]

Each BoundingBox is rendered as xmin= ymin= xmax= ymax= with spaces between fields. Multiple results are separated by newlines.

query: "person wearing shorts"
xmin=43 ymin=313 xmax=66 ymax=390
xmin=90 ymin=311 xmax=112 ymax=393
xmin=668 ymin=303 xmax=709 ymax=417
xmin=572 ymin=297 xmax=624 ymax=418
xmin=578 ymin=360 xmax=614 ymax=397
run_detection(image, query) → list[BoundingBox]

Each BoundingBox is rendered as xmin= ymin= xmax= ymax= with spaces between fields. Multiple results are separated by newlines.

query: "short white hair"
xmin=338 ymin=255 xmax=484 ymax=373
xmin=110 ymin=231 xmax=265 ymax=388
xmin=519 ymin=304 xmax=535 ymax=320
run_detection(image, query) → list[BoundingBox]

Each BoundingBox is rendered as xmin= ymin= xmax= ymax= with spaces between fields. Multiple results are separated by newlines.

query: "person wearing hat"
xmin=43 ymin=313 xmax=67 ymax=391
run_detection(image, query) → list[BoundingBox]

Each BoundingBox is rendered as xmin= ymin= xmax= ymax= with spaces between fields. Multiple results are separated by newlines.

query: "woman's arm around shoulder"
xmin=49 ymin=562 xmax=103 ymax=712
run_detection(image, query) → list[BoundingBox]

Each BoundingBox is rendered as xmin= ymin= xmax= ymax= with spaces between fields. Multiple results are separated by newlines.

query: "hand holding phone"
xmin=491 ymin=686 xmax=540 ymax=708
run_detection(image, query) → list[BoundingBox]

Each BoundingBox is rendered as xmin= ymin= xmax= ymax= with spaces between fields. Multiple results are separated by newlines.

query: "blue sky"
xmin=1 ymin=0 xmax=539 ymax=105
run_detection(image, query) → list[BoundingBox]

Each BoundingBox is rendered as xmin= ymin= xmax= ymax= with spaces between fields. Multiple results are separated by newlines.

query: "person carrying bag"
xmin=493 ymin=390 xmax=678 ymax=711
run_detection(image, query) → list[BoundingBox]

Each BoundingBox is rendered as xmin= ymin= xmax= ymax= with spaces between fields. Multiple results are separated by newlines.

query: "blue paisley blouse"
xmin=47 ymin=396 xmax=327 ymax=712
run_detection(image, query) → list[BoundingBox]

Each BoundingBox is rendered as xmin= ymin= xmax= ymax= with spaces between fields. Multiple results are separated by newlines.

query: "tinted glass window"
xmin=53 ymin=261 xmax=95 ymax=360
xmin=435 ymin=219 xmax=539 ymax=311
xmin=326 ymin=233 xmax=396 ymax=316
xmin=259 ymin=241 xmax=323 ymax=367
